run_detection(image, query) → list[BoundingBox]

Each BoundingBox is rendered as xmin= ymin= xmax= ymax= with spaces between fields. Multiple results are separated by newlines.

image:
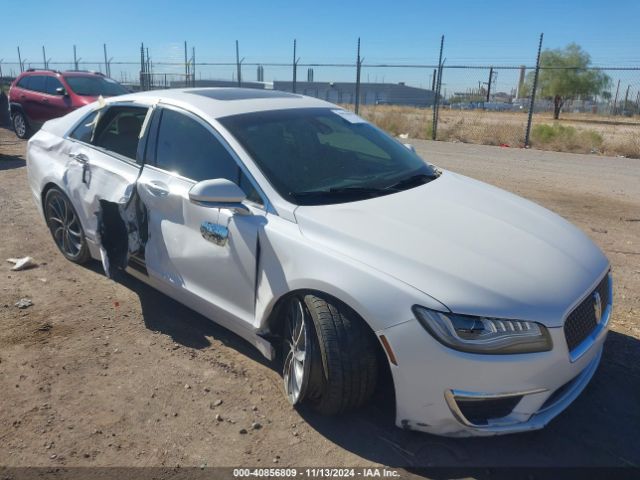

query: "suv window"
xmin=155 ymin=108 xmax=262 ymax=204
xmin=28 ymin=75 xmax=47 ymax=93
xmin=69 ymin=110 xmax=99 ymax=143
xmin=17 ymin=76 xmax=32 ymax=89
xmin=44 ymin=77 xmax=64 ymax=95
xmin=93 ymin=106 xmax=147 ymax=161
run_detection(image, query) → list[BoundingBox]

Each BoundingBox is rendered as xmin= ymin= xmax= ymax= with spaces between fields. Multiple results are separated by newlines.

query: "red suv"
xmin=8 ymin=69 xmax=129 ymax=139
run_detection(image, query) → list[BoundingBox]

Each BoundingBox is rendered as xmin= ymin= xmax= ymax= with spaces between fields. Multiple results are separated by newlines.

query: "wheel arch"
xmin=263 ymin=287 xmax=396 ymax=412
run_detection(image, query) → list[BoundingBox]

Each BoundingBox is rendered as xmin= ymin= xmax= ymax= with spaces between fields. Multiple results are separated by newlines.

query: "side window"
xmin=155 ymin=109 xmax=262 ymax=204
xmin=29 ymin=75 xmax=47 ymax=93
xmin=17 ymin=76 xmax=32 ymax=89
xmin=69 ymin=110 xmax=99 ymax=143
xmin=92 ymin=106 xmax=148 ymax=161
xmin=44 ymin=77 xmax=64 ymax=95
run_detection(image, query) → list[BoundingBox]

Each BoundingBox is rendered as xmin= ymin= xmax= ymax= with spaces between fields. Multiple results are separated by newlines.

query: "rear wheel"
xmin=282 ymin=293 xmax=378 ymax=415
xmin=12 ymin=111 xmax=30 ymax=139
xmin=44 ymin=188 xmax=91 ymax=264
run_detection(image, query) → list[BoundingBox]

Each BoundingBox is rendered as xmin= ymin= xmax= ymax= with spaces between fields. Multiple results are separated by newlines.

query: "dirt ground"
xmin=0 ymin=127 xmax=639 ymax=473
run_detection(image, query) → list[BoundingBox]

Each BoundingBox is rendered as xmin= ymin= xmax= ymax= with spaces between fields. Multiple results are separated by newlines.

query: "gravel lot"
xmin=1 ymin=127 xmax=639 ymax=472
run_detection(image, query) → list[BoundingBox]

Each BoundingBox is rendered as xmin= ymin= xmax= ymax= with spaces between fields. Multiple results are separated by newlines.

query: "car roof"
xmin=104 ymin=87 xmax=336 ymax=119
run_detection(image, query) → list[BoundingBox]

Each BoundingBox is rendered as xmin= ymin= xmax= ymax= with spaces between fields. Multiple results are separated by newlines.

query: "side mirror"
xmin=403 ymin=143 xmax=416 ymax=153
xmin=189 ymin=178 xmax=251 ymax=215
xmin=55 ymin=87 xmax=68 ymax=96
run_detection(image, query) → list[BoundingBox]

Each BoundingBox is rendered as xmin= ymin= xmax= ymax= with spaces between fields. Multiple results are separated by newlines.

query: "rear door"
xmin=137 ymin=105 xmax=267 ymax=329
xmin=65 ymin=104 xmax=148 ymax=259
xmin=22 ymin=75 xmax=48 ymax=124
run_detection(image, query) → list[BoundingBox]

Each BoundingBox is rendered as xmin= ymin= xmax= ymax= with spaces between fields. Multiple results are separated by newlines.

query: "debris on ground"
xmin=15 ymin=298 xmax=33 ymax=309
xmin=7 ymin=256 xmax=38 ymax=271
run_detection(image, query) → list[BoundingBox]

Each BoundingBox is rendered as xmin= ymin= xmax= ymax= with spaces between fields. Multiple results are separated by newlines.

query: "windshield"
xmin=219 ymin=108 xmax=438 ymax=205
xmin=64 ymin=76 xmax=128 ymax=97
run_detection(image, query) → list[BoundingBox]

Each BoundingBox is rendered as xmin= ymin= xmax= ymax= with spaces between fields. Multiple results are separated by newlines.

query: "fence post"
xmin=140 ymin=42 xmax=146 ymax=91
xmin=525 ymin=33 xmax=543 ymax=148
xmin=486 ymin=66 xmax=493 ymax=103
xmin=432 ymin=35 xmax=444 ymax=140
xmin=17 ymin=47 xmax=23 ymax=73
xmin=355 ymin=38 xmax=361 ymax=114
xmin=292 ymin=39 xmax=297 ymax=93
xmin=235 ymin=40 xmax=242 ymax=87
xmin=192 ymin=46 xmax=196 ymax=87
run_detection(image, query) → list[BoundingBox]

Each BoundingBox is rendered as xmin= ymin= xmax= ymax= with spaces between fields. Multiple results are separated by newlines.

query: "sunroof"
xmin=188 ymin=88 xmax=301 ymax=101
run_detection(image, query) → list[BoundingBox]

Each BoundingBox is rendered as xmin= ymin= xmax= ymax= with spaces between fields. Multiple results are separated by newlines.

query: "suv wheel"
xmin=13 ymin=111 xmax=30 ymax=139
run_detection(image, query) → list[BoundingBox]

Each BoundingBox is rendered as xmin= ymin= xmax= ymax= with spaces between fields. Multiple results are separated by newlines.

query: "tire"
xmin=12 ymin=111 xmax=30 ymax=139
xmin=44 ymin=188 xmax=91 ymax=264
xmin=282 ymin=293 xmax=378 ymax=415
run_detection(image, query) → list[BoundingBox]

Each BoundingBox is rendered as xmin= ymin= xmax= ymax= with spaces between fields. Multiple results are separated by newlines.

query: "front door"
xmin=137 ymin=105 xmax=266 ymax=329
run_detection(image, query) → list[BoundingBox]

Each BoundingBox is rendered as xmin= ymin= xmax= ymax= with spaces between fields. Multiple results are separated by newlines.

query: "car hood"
xmin=294 ymin=171 xmax=609 ymax=326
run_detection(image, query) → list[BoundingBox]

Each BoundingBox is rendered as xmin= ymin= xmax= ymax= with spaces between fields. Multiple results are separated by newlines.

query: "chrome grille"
xmin=564 ymin=274 xmax=609 ymax=352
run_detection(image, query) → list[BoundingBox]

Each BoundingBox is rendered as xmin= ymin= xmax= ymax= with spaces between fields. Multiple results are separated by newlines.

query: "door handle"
xmin=144 ymin=180 xmax=169 ymax=197
xmin=67 ymin=152 xmax=90 ymax=184
xmin=68 ymin=152 xmax=89 ymax=164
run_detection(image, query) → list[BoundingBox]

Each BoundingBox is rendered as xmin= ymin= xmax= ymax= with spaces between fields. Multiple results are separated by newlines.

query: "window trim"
xmin=148 ymin=103 xmax=271 ymax=212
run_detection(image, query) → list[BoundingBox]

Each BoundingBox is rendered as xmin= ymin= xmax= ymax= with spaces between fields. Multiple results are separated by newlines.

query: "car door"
xmin=65 ymin=104 xmax=148 ymax=263
xmin=42 ymin=76 xmax=73 ymax=121
xmin=22 ymin=75 xmax=48 ymax=125
xmin=136 ymin=105 xmax=266 ymax=329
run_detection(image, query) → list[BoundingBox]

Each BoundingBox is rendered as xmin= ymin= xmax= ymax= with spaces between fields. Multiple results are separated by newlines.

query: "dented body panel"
xmin=26 ymin=88 xmax=611 ymax=437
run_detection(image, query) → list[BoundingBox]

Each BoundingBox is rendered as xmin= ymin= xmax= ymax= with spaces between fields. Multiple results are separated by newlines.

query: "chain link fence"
xmin=1 ymin=37 xmax=638 ymax=157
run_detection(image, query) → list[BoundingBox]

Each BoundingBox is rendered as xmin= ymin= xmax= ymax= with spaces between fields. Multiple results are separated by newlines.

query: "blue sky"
xmin=2 ymin=0 xmax=638 ymax=92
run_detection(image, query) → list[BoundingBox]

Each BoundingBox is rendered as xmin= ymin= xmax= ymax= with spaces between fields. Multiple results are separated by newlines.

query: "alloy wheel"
xmin=13 ymin=114 xmax=26 ymax=138
xmin=45 ymin=191 xmax=84 ymax=258
xmin=283 ymin=297 xmax=311 ymax=405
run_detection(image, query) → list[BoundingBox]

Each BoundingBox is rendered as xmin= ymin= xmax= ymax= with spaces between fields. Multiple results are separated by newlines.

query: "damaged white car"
xmin=26 ymin=88 xmax=612 ymax=436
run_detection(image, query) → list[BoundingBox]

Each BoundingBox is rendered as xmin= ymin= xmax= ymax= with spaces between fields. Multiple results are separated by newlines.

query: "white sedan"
xmin=26 ymin=88 xmax=612 ymax=436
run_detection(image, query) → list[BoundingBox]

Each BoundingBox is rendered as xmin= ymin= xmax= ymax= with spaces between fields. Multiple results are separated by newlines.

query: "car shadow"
xmin=79 ymin=260 xmax=640 ymax=471
xmin=81 ymin=259 xmax=273 ymax=369
xmin=0 ymin=154 xmax=25 ymax=170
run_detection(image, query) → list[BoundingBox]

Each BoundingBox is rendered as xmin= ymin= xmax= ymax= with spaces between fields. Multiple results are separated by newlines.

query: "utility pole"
xmin=42 ymin=46 xmax=48 ymax=69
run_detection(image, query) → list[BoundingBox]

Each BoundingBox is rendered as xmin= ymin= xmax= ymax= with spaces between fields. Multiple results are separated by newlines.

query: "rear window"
xmin=27 ymin=75 xmax=47 ymax=93
xmin=64 ymin=76 xmax=128 ymax=97
xmin=69 ymin=110 xmax=100 ymax=143
xmin=17 ymin=76 xmax=32 ymax=89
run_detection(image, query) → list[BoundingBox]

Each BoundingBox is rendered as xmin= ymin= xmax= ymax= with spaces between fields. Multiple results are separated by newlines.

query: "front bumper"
xmin=380 ymin=301 xmax=610 ymax=437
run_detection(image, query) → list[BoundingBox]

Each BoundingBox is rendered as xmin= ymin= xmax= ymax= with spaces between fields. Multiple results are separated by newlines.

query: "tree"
xmin=524 ymin=43 xmax=610 ymax=119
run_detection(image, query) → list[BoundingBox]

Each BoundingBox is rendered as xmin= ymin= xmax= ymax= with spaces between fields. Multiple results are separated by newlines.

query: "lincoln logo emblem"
xmin=593 ymin=291 xmax=602 ymax=324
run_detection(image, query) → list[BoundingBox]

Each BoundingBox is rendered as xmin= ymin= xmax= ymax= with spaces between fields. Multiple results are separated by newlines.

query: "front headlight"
xmin=412 ymin=306 xmax=552 ymax=354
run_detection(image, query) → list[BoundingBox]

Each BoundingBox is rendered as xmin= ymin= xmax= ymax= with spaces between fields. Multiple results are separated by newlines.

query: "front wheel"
xmin=12 ymin=111 xmax=30 ymax=139
xmin=282 ymin=294 xmax=378 ymax=415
